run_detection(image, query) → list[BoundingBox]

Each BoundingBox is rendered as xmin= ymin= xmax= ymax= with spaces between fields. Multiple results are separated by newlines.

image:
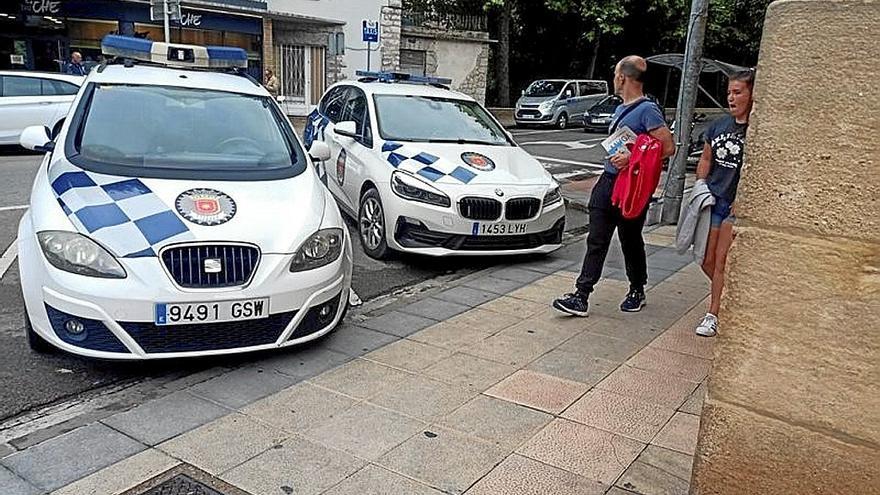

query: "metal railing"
xmin=402 ymin=10 xmax=488 ymax=32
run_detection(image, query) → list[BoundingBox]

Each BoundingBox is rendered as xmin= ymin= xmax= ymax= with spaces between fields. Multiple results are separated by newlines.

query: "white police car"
xmin=16 ymin=35 xmax=352 ymax=359
xmin=303 ymin=72 xmax=565 ymax=259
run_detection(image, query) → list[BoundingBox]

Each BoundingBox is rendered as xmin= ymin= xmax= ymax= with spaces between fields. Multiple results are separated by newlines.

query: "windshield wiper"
xmin=426 ymin=138 xmax=505 ymax=146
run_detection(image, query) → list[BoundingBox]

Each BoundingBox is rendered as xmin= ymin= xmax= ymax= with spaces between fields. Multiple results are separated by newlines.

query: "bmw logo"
xmin=495 ymin=188 xmax=504 ymax=197
xmin=176 ymin=189 xmax=236 ymax=226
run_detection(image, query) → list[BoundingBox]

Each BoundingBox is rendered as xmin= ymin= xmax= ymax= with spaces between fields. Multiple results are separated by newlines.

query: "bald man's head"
xmin=617 ymin=56 xmax=647 ymax=83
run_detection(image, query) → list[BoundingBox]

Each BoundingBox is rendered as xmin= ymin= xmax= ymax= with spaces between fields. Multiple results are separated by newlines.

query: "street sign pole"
xmin=366 ymin=41 xmax=371 ymax=71
xmin=362 ymin=20 xmax=379 ymax=71
xmin=163 ymin=0 xmax=170 ymax=42
xmin=661 ymin=0 xmax=709 ymax=224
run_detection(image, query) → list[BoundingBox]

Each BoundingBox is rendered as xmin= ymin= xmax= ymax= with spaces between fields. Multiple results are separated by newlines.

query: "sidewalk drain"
xmin=122 ymin=463 xmax=251 ymax=495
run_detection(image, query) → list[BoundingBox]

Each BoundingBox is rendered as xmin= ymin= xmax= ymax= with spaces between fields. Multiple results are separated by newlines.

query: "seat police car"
xmin=16 ymin=35 xmax=352 ymax=359
xmin=303 ymin=72 xmax=565 ymax=259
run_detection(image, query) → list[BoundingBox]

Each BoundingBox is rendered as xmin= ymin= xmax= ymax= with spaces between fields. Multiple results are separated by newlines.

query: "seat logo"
xmin=176 ymin=189 xmax=237 ymax=226
xmin=204 ymin=258 xmax=222 ymax=273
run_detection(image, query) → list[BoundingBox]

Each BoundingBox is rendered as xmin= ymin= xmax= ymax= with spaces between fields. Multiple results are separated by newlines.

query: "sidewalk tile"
xmin=485 ymin=370 xmax=588 ymax=414
xmin=653 ymin=281 xmax=711 ymax=307
xmin=465 ymin=454 xmax=607 ymax=495
xmin=584 ymin=314 xmax=663 ymax=346
xmin=378 ymin=426 xmax=506 ymax=495
xmin=616 ymin=445 xmax=693 ymax=495
xmin=410 ymin=320 xmax=496 ymax=351
xmin=491 ymin=267 xmax=545 ymax=284
xmin=365 ymin=339 xmax=453 ymax=372
xmin=222 ymin=436 xmax=364 ymax=495
xmin=607 ymin=488 xmax=639 ymax=495
xmin=646 ymin=249 xmax=692 ymax=272
xmin=478 ymin=295 xmax=546 ymax=318
xmin=507 ymin=284 xmax=559 ymax=304
xmin=516 ymin=419 xmax=645 ymax=485
xmin=628 ymin=347 xmax=711 ymax=383
xmin=309 ymin=359 xmax=412 ymax=400
xmin=322 ymin=325 xmax=399 ymax=356
xmin=628 ymin=295 xmax=700 ymax=331
xmin=649 ymin=307 xmax=715 ymax=360
xmin=49 ymin=449 xmax=177 ymax=495
xmin=241 ymin=382 xmax=357 ymax=433
xmin=526 ymin=348 xmax=617 ymax=386
xmin=189 ymin=367 xmax=295 ymax=409
xmin=323 ymin=465 xmax=444 ymax=495
xmin=463 ymin=275 xmax=529 ymax=295
xmin=369 ymin=374 xmax=475 ymax=421
xmin=158 ymin=413 xmax=286 ymax=474
xmin=422 ymin=353 xmax=517 ymax=390
xmin=595 ymin=366 xmax=698 ymax=409
xmin=304 ymin=402 xmax=425 ymax=460
xmin=435 ymin=286 xmax=501 ymax=307
xmin=560 ymin=326 xmax=645 ymax=362
xmin=562 ymin=389 xmax=675 ymax=443
xmin=263 ymin=346 xmax=351 ymax=381
xmin=532 ymin=274 xmax=579 ymax=293
xmin=652 ymin=412 xmax=700 ymax=455
xmin=0 ymin=466 xmax=39 ymax=495
xmin=643 ymin=232 xmax=675 ymax=247
xmin=663 ymin=268 xmax=710 ymax=289
xmin=440 ymin=395 xmax=551 ymax=451
xmin=359 ymin=311 xmax=438 ymax=337
xmin=448 ymin=307 xmax=524 ymax=332
xmin=514 ymin=257 xmax=577 ymax=274
xmin=102 ymin=391 xmax=228 ymax=445
xmin=399 ymin=297 xmax=470 ymax=321
xmin=2 ymin=423 xmax=145 ymax=492
xmin=463 ymin=331 xmax=554 ymax=367
xmin=497 ymin=316 xmax=582 ymax=349
xmin=0 ymin=443 xmax=13 ymax=459
xmin=679 ymin=382 xmax=707 ymax=415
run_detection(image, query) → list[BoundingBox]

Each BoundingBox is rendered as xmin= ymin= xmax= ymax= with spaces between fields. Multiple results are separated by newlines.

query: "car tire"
xmin=25 ymin=313 xmax=53 ymax=354
xmin=556 ymin=113 xmax=568 ymax=130
xmin=358 ymin=188 xmax=390 ymax=260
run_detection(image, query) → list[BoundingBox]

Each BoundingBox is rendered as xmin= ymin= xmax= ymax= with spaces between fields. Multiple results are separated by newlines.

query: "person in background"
xmin=694 ymin=69 xmax=756 ymax=337
xmin=65 ymin=51 xmax=86 ymax=76
xmin=553 ymin=56 xmax=675 ymax=317
xmin=264 ymin=68 xmax=280 ymax=97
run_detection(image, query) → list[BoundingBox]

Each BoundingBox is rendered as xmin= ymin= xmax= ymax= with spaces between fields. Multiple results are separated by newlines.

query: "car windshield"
xmin=592 ymin=96 xmax=622 ymax=114
xmin=524 ymin=80 xmax=566 ymax=97
xmin=72 ymin=84 xmax=304 ymax=180
xmin=373 ymin=94 xmax=510 ymax=145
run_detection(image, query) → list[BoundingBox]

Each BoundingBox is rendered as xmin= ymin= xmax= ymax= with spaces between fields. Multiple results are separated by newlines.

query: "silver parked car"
xmin=514 ymin=79 xmax=608 ymax=129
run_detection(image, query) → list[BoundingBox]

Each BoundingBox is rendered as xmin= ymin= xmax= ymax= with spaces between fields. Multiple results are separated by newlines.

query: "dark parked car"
xmin=582 ymin=95 xmax=622 ymax=133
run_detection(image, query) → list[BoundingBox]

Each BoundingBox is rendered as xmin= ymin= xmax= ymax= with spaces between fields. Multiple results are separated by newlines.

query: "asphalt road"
xmin=0 ymin=127 xmax=601 ymax=422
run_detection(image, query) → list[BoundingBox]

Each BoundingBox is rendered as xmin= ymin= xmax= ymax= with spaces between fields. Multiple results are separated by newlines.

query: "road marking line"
xmin=0 ymin=240 xmax=18 ymax=279
xmin=553 ymin=170 xmax=601 ymax=180
xmin=510 ymin=128 xmax=572 ymax=136
xmin=535 ymin=156 xmax=605 ymax=169
xmin=0 ymin=205 xmax=28 ymax=212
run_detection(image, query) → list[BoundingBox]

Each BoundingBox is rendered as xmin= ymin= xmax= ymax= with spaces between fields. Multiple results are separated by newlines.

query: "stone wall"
xmin=691 ymin=1 xmax=880 ymax=494
xmin=380 ymin=0 xmax=402 ymax=72
xmin=400 ymin=27 xmax=490 ymax=103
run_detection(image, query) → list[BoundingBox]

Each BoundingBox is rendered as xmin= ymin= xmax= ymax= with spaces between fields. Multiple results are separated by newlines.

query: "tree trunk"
xmin=586 ymin=38 xmax=600 ymax=79
xmin=495 ymin=1 xmax=512 ymax=106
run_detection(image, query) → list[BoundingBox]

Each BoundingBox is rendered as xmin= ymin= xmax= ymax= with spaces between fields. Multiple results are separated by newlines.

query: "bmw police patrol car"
xmin=16 ymin=35 xmax=352 ymax=359
xmin=304 ymin=72 xmax=565 ymax=259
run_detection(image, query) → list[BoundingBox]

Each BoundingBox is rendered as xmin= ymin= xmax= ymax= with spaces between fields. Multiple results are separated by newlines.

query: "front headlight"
xmin=543 ymin=186 xmax=562 ymax=207
xmin=290 ymin=228 xmax=344 ymax=272
xmin=37 ymin=231 xmax=126 ymax=278
xmin=539 ymin=100 xmax=555 ymax=112
xmin=391 ymin=171 xmax=451 ymax=208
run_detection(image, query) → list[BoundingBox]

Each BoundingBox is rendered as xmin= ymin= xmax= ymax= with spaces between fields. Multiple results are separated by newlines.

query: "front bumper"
xmin=394 ymin=217 xmax=565 ymax=256
xmin=515 ymin=108 xmax=554 ymax=124
xmin=18 ymin=216 xmax=354 ymax=360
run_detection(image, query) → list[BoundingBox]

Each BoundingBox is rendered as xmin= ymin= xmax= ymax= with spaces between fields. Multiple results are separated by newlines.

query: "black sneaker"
xmin=553 ymin=293 xmax=589 ymax=317
xmin=620 ymin=288 xmax=646 ymax=312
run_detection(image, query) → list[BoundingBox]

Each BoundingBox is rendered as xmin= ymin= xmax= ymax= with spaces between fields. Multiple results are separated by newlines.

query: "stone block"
xmin=364 ymin=338 xmax=453 ymax=372
xmin=462 ymin=275 xmax=530 ymax=295
xmin=441 ymin=395 xmax=551 ymax=451
xmin=368 ymin=374 xmax=476 ymax=421
xmin=309 ymin=358 xmax=412 ymax=400
xmin=399 ymin=297 xmax=471 ymax=321
xmin=240 ymin=382 xmax=357 ymax=434
xmin=465 ymin=454 xmax=607 ymax=495
xmin=652 ymin=412 xmax=700 ymax=456
xmin=0 ymin=466 xmax=39 ymax=495
xmin=526 ymin=347 xmax=617 ymax=386
xmin=102 ymin=391 xmax=228 ymax=446
xmin=434 ymin=286 xmax=500 ymax=307
xmin=303 ymin=402 xmax=425 ymax=460
xmin=323 ymin=465 xmax=443 ymax=495
xmin=359 ymin=310 xmax=437 ymax=337
xmin=189 ymin=366 xmax=295 ymax=409
xmin=422 ymin=352 xmax=517 ymax=390
xmin=563 ymin=389 xmax=676 ymax=444
xmin=485 ymin=370 xmax=589 ymax=414
xmin=321 ymin=324 xmax=399 ymax=357
xmin=49 ymin=449 xmax=177 ymax=495
xmin=616 ymin=445 xmax=692 ymax=495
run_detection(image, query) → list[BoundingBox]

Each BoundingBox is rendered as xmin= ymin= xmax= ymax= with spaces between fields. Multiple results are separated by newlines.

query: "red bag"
xmin=611 ymin=134 xmax=664 ymax=219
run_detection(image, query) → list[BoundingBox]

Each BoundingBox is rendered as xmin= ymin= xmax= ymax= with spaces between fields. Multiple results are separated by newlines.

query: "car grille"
xmin=505 ymin=198 xmax=541 ymax=220
xmin=459 ymin=197 xmax=501 ymax=221
xmin=161 ymin=244 xmax=259 ymax=288
xmin=119 ymin=311 xmax=296 ymax=354
xmin=516 ymin=109 xmax=542 ymax=118
xmin=396 ymin=218 xmax=565 ymax=251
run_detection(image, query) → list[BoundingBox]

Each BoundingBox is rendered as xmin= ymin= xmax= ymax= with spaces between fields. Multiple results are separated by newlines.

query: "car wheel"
xmin=25 ymin=313 xmax=53 ymax=354
xmin=556 ymin=113 xmax=568 ymax=130
xmin=358 ymin=188 xmax=390 ymax=260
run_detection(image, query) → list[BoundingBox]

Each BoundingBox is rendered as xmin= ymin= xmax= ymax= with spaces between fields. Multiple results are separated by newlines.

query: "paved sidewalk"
xmin=0 ymin=226 xmax=713 ymax=495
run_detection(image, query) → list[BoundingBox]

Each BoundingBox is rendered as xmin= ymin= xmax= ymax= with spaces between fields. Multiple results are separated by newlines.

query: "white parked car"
xmin=0 ymin=70 xmax=83 ymax=145
xmin=304 ymin=72 xmax=566 ymax=259
xmin=17 ymin=36 xmax=352 ymax=359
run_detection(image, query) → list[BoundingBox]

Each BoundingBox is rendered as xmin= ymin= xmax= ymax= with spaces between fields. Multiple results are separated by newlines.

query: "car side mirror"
xmin=333 ymin=121 xmax=358 ymax=139
xmin=521 ymin=89 xmax=525 ymax=96
xmin=20 ymin=125 xmax=54 ymax=153
xmin=308 ymin=140 xmax=331 ymax=162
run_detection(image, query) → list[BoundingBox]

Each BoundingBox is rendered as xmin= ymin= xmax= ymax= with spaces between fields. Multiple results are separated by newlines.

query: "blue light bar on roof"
xmin=101 ymin=35 xmax=247 ymax=69
xmin=356 ymin=71 xmax=452 ymax=85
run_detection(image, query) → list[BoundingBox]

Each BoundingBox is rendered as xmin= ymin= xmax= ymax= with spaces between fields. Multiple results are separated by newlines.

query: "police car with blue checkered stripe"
xmin=304 ymin=72 xmax=565 ymax=259
xmin=16 ymin=35 xmax=353 ymax=359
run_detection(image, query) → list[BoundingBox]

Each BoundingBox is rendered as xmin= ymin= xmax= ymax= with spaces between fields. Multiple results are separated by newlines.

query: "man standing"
xmin=264 ymin=69 xmax=280 ymax=97
xmin=553 ymin=56 xmax=674 ymax=316
xmin=65 ymin=52 xmax=86 ymax=76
